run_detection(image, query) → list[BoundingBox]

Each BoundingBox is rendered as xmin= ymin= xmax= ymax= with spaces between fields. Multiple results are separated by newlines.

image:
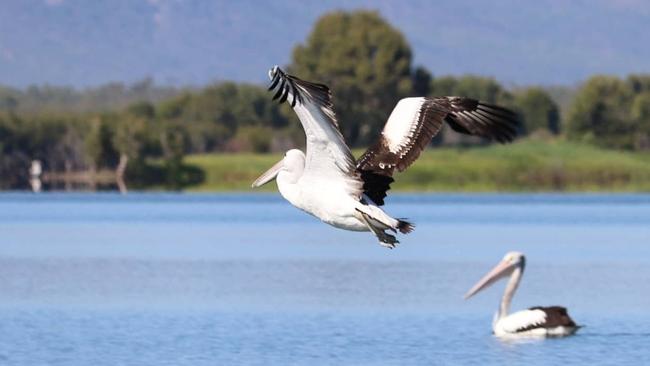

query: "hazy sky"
xmin=0 ymin=0 xmax=649 ymax=87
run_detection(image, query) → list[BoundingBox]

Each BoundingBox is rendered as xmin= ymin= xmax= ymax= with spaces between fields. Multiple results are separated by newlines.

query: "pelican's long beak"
xmin=251 ymin=159 xmax=284 ymax=188
xmin=464 ymin=259 xmax=514 ymax=300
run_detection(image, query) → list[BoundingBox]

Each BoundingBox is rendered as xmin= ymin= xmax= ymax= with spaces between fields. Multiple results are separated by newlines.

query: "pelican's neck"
xmin=497 ymin=265 xmax=524 ymax=320
xmin=276 ymin=169 xmax=303 ymax=208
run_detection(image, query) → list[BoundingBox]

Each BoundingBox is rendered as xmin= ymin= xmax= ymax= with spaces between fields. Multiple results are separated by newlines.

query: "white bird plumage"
xmin=252 ymin=66 xmax=519 ymax=248
xmin=465 ymin=251 xmax=580 ymax=338
xmin=382 ymin=98 xmax=433 ymax=154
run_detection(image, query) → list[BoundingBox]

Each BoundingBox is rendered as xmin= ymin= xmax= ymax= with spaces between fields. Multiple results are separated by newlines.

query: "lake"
xmin=1 ymin=193 xmax=649 ymax=365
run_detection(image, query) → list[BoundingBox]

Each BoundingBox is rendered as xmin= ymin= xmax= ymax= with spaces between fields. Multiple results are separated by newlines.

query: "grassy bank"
xmin=184 ymin=140 xmax=650 ymax=192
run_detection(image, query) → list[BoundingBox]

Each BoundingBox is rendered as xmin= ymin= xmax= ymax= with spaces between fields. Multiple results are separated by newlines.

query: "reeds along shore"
xmin=184 ymin=139 xmax=650 ymax=192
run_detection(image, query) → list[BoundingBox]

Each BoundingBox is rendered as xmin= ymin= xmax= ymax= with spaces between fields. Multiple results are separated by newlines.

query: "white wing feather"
xmin=291 ymin=93 xmax=363 ymax=197
xmin=496 ymin=309 xmax=547 ymax=333
xmin=381 ymin=97 xmax=427 ymax=153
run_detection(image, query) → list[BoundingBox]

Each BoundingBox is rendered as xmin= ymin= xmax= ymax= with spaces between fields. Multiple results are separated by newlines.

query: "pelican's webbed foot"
xmin=377 ymin=233 xmax=399 ymax=249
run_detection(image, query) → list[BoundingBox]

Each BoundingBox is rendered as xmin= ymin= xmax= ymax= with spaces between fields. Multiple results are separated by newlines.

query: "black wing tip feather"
xmin=267 ymin=65 xmax=331 ymax=108
xmin=444 ymin=96 xmax=521 ymax=143
xmin=268 ymin=67 xmax=301 ymax=107
xmin=446 ymin=96 xmax=479 ymax=110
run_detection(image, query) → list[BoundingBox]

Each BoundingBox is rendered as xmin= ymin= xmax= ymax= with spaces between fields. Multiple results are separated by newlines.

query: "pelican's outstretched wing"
xmin=356 ymin=97 xmax=519 ymax=205
xmin=268 ymin=66 xmax=363 ymax=197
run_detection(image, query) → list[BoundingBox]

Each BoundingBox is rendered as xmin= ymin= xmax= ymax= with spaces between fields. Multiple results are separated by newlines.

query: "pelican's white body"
xmin=277 ymin=167 xmax=367 ymax=231
xmin=275 ymin=151 xmax=401 ymax=232
xmin=493 ymin=309 xmax=578 ymax=338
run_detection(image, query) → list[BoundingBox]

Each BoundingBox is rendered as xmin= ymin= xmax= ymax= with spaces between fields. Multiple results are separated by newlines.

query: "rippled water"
xmin=1 ymin=193 xmax=649 ymax=365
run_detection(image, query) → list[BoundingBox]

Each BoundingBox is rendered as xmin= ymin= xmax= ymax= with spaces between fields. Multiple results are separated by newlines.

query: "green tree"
xmin=627 ymin=74 xmax=650 ymax=94
xmin=514 ymin=88 xmax=560 ymax=135
xmin=627 ymin=74 xmax=650 ymax=150
xmin=0 ymin=92 xmax=18 ymax=113
xmin=631 ymin=92 xmax=650 ymax=149
xmin=126 ymin=101 xmax=156 ymax=119
xmin=0 ymin=113 xmax=29 ymax=188
xmin=112 ymin=114 xmax=150 ymax=163
xmin=160 ymin=83 xmax=289 ymax=153
xmin=159 ymin=120 xmax=190 ymax=189
xmin=567 ymin=76 xmax=635 ymax=149
xmin=412 ymin=66 xmax=432 ymax=96
xmin=85 ymin=117 xmax=120 ymax=169
xmin=430 ymin=75 xmax=512 ymax=104
xmin=158 ymin=93 xmax=191 ymax=120
xmin=227 ymin=126 xmax=273 ymax=153
xmin=291 ymin=10 xmax=415 ymax=146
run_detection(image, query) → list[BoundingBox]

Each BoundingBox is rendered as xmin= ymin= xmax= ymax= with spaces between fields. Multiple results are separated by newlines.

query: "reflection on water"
xmin=0 ymin=193 xmax=649 ymax=365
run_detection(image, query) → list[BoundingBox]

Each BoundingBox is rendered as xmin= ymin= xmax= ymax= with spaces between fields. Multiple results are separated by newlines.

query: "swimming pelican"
xmin=464 ymin=251 xmax=580 ymax=337
xmin=252 ymin=66 xmax=519 ymax=248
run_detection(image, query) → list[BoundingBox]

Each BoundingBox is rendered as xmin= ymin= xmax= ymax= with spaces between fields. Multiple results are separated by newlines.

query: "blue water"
xmin=1 ymin=193 xmax=649 ymax=365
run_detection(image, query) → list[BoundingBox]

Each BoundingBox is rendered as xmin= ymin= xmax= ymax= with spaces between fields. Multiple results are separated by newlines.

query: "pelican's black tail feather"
xmin=397 ymin=219 xmax=415 ymax=234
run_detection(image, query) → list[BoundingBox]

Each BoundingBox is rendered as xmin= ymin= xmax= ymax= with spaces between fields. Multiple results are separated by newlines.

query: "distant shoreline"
xmin=184 ymin=140 xmax=650 ymax=193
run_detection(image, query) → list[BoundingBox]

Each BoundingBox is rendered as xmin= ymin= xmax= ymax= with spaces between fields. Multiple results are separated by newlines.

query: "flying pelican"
xmin=464 ymin=251 xmax=580 ymax=337
xmin=252 ymin=66 xmax=519 ymax=248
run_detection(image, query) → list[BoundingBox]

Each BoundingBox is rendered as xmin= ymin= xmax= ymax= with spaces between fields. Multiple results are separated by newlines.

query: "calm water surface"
xmin=1 ymin=193 xmax=649 ymax=365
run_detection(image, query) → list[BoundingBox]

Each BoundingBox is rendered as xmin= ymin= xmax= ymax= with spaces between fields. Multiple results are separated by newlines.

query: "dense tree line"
xmin=567 ymin=75 xmax=650 ymax=150
xmin=1 ymin=10 xmax=648 ymax=189
xmin=0 ymin=78 xmax=181 ymax=115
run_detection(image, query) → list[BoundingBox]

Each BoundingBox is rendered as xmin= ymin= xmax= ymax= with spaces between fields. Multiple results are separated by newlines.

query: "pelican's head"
xmin=464 ymin=251 xmax=526 ymax=300
xmin=251 ymin=149 xmax=305 ymax=188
